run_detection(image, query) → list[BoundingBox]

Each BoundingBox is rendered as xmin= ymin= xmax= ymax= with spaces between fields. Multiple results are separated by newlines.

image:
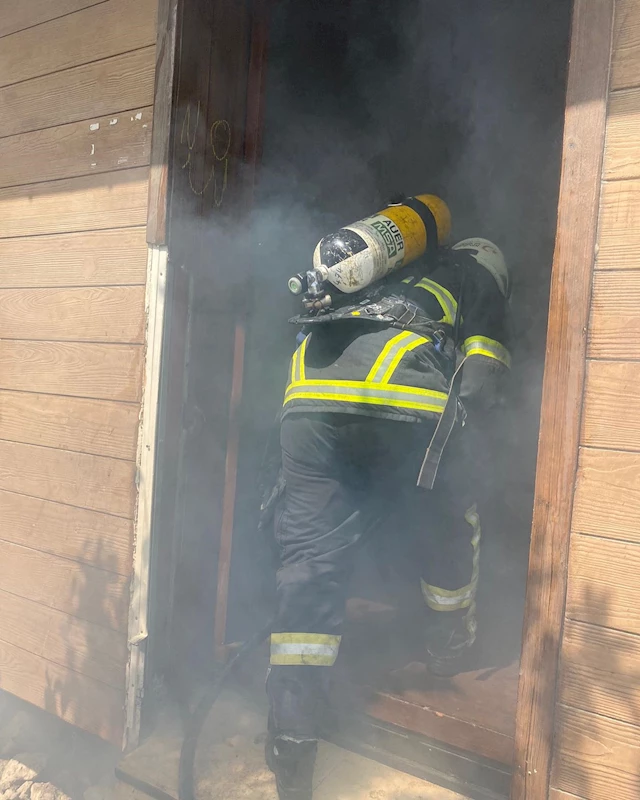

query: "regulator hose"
xmin=178 ymin=618 xmax=274 ymax=800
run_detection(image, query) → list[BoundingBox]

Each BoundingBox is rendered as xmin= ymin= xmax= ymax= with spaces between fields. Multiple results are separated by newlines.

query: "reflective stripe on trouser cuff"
xmin=270 ymin=633 xmax=342 ymax=666
xmin=421 ymin=578 xmax=477 ymax=611
xmin=462 ymin=336 xmax=511 ymax=368
xmin=284 ymin=380 xmax=447 ymax=414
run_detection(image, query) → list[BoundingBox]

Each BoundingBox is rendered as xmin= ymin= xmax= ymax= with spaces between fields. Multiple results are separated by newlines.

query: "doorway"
xmin=149 ymin=0 xmax=574 ymax=792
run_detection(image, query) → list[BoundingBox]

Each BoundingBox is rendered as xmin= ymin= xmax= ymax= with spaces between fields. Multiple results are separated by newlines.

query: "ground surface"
xmin=120 ymin=688 xmax=469 ymax=800
xmin=0 ymin=692 xmax=119 ymax=800
xmin=0 ymin=686 xmax=470 ymax=800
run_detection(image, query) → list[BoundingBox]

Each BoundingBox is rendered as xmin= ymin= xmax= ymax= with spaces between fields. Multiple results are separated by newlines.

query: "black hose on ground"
xmin=178 ymin=618 xmax=274 ymax=800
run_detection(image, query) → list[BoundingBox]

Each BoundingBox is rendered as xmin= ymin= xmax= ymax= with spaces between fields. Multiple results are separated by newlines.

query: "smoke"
xmin=166 ymin=0 xmax=572 ymax=705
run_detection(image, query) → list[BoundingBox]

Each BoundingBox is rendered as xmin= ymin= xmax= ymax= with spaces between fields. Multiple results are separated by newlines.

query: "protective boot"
xmin=425 ymin=607 xmax=476 ymax=677
xmin=266 ymin=733 xmax=317 ymax=800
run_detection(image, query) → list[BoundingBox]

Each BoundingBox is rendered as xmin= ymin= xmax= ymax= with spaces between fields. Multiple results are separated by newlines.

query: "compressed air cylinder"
xmin=310 ymin=194 xmax=451 ymax=295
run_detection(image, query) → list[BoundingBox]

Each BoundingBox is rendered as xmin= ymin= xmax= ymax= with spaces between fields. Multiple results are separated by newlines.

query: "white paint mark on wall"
xmin=91 ymin=144 xmax=95 ymax=155
xmin=142 ymin=124 xmax=148 ymax=129
xmin=110 ymin=118 xmax=118 ymax=125
xmin=117 ymin=156 xmax=129 ymax=165
xmin=90 ymin=122 xmax=100 ymax=131
xmin=134 ymin=112 xmax=143 ymax=121
xmin=91 ymin=162 xmax=97 ymax=168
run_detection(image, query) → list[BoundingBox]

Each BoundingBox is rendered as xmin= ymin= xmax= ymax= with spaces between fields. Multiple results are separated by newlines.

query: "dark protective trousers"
xmin=267 ymin=412 xmax=482 ymax=741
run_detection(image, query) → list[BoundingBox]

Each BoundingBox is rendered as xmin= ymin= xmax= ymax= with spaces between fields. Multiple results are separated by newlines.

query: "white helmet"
xmin=452 ymin=238 xmax=510 ymax=299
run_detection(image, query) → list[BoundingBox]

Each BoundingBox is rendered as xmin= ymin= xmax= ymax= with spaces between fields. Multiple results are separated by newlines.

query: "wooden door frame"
xmin=139 ymin=0 xmax=617 ymax=790
xmin=510 ymin=0 xmax=615 ymax=798
xmin=123 ymin=0 xmax=180 ymax=751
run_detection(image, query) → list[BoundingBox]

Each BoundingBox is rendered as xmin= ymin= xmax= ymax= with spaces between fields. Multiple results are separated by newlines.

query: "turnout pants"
xmin=268 ymin=412 xmax=483 ymax=741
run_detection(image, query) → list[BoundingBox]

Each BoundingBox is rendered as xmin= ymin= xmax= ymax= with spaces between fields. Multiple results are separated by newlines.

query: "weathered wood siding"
xmin=0 ymin=0 xmax=157 ymax=744
xmin=550 ymin=2 xmax=640 ymax=798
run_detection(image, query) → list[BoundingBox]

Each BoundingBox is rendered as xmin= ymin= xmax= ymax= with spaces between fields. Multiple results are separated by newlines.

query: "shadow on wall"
xmin=42 ymin=536 xmax=132 ymax=744
xmin=522 ymin=557 xmax=640 ymax=800
xmin=553 ymin=583 xmax=640 ymax=799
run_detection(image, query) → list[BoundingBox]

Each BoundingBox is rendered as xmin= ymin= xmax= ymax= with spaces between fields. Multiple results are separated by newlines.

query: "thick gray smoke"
xmin=225 ymin=0 xmax=571 ymax=660
xmin=165 ymin=0 xmax=572 ymax=689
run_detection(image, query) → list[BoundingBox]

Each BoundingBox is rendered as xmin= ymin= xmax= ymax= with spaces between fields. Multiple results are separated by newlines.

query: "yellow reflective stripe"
xmin=414 ymin=278 xmax=458 ymax=325
xmin=379 ymin=336 xmax=428 ymax=384
xmin=421 ymin=579 xmax=475 ymax=611
xmin=271 ymin=632 xmax=341 ymax=645
xmin=286 ymin=392 xmax=445 ymax=413
xmin=270 ymin=654 xmax=337 ymax=666
xmin=421 ymin=504 xmax=482 ymax=614
xmin=366 ymin=331 xmax=430 ymax=384
xmin=286 ymin=379 xmax=446 ymax=398
xmin=270 ymin=633 xmax=342 ymax=667
xmin=284 ymin=380 xmax=448 ymax=414
xmin=463 ymin=336 xmax=511 ymax=369
xmin=366 ymin=331 xmax=413 ymax=382
xmin=297 ymin=335 xmax=309 ymax=381
xmin=290 ymin=335 xmax=310 ymax=384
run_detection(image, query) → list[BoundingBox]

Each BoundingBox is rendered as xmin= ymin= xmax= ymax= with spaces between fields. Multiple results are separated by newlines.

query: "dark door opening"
xmin=150 ymin=0 xmax=573 ymax=788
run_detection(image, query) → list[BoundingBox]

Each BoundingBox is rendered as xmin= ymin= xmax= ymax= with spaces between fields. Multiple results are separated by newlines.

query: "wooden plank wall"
xmin=549 ymin=1 xmax=640 ymax=798
xmin=0 ymin=0 xmax=157 ymax=745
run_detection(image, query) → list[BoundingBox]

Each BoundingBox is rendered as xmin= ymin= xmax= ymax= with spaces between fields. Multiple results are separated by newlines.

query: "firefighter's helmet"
xmin=452 ymin=238 xmax=510 ymax=299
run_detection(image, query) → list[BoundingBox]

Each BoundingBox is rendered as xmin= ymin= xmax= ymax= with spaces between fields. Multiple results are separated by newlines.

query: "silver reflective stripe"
xmin=271 ymin=643 xmax=337 ymax=657
xmin=421 ymin=579 xmax=476 ymax=610
xmin=270 ymin=632 xmax=342 ymax=666
xmin=285 ymin=380 xmax=448 ymax=413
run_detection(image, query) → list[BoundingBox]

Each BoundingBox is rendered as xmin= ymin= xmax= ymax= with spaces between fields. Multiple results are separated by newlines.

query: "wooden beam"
xmin=511 ymin=1 xmax=614 ymax=798
xmin=0 ymin=490 xmax=133 ymax=575
xmin=604 ymin=87 xmax=640 ymax=179
xmin=0 ymin=0 xmax=157 ymax=89
xmin=212 ymin=0 xmax=271 ymax=658
xmin=0 ymin=538 xmax=128 ymax=631
xmin=124 ymin=245 xmax=168 ymax=750
xmin=560 ymin=619 xmax=640 ymax=727
xmin=147 ymin=0 xmax=180 ymax=245
xmin=588 ymin=271 xmax=640 ymax=359
xmin=0 ymin=0 xmax=105 ymax=40
xmin=573 ymin=447 xmax=640 ymax=541
xmin=0 ymin=47 xmax=155 ymax=139
xmin=0 ymin=109 xmax=152 ymax=190
xmin=0 ymin=228 xmax=148 ymax=288
xmin=0 ymin=588 xmax=126 ymax=690
xmin=552 ymin=704 xmax=640 ymax=800
xmin=0 ymin=340 xmax=143 ymax=402
xmin=0 ymin=389 xmax=139 ymax=460
xmin=0 ymin=286 xmax=146 ymax=343
xmin=0 ymin=168 xmax=150 ymax=240
xmin=610 ymin=0 xmax=640 ymax=91
xmin=0 ymin=637 xmax=124 ymax=744
xmin=567 ymin=533 xmax=640 ymax=636
xmin=596 ymin=179 xmax=640 ymax=270
xmin=0 ymin=439 xmax=136 ymax=518
xmin=582 ymin=360 xmax=640 ymax=451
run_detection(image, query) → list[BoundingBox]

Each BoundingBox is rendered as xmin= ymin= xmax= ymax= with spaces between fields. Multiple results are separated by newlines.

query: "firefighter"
xmin=266 ymin=233 xmax=511 ymax=799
